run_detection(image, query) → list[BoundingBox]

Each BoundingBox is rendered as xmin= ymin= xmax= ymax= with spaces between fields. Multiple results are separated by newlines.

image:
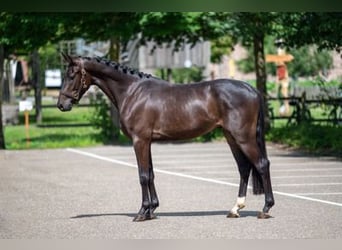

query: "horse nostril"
xmin=58 ymin=103 xmax=64 ymax=111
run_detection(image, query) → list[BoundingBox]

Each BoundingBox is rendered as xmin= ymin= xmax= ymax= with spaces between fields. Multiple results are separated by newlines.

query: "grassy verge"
xmin=4 ymin=104 xmax=103 ymax=149
xmin=5 ymin=125 xmax=101 ymax=149
xmin=266 ymin=123 xmax=342 ymax=157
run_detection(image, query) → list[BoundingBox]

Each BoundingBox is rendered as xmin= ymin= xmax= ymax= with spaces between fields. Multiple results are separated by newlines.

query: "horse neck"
xmin=84 ymin=61 xmax=137 ymax=110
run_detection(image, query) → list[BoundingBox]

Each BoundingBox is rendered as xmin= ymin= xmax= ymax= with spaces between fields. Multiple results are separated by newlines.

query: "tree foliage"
xmin=56 ymin=13 xmax=140 ymax=44
xmin=0 ymin=13 xmax=60 ymax=56
xmin=210 ymin=36 xmax=233 ymax=63
xmin=278 ymin=13 xmax=342 ymax=53
xmin=0 ymin=13 xmax=62 ymax=149
xmin=287 ymin=46 xmax=333 ymax=77
xmin=139 ymin=12 xmax=232 ymax=50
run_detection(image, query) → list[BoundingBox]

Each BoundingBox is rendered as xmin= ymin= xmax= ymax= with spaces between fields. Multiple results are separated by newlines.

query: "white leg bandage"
xmin=230 ymin=196 xmax=246 ymax=214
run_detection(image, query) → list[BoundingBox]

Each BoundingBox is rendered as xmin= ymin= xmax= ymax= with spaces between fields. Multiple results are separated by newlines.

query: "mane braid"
xmin=91 ymin=56 xmax=151 ymax=79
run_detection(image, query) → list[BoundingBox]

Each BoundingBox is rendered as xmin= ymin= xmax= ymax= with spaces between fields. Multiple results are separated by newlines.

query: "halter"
xmin=61 ymin=67 xmax=89 ymax=103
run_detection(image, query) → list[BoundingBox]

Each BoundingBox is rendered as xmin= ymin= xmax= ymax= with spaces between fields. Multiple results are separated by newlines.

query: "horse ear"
xmin=61 ymin=52 xmax=74 ymax=64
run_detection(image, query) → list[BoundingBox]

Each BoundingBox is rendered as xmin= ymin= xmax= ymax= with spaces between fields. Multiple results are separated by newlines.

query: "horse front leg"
xmin=132 ymin=138 xmax=156 ymax=222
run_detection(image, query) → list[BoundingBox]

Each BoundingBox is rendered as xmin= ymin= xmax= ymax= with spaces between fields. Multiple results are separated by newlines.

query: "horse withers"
xmin=57 ymin=53 xmax=275 ymax=221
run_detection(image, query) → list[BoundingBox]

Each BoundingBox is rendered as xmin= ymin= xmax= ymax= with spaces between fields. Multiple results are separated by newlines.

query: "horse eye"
xmin=68 ymin=68 xmax=76 ymax=79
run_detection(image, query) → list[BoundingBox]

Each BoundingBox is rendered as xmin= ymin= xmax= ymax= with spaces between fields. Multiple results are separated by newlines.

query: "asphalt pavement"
xmin=0 ymin=142 xmax=341 ymax=239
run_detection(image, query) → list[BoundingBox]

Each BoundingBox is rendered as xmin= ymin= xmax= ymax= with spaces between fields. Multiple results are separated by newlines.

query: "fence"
xmin=37 ymin=103 xmax=95 ymax=128
xmin=268 ymin=94 xmax=342 ymax=126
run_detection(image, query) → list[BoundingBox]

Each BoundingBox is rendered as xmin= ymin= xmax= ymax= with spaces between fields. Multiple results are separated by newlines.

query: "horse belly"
xmin=153 ymin=110 xmax=219 ymax=140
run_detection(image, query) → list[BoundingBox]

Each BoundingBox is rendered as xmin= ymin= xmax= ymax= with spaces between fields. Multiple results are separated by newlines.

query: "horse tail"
xmin=252 ymin=93 xmax=267 ymax=195
xmin=252 ymin=168 xmax=264 ymax=195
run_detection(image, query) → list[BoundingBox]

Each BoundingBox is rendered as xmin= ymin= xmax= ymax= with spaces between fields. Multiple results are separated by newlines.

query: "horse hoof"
xmin=257 ymin=212 xmax=271 ymax=219
xmin=227 ymin=212 xmax=240 ymax=218
xmin=133 ymin=213 xmax=157 ymax=222
xmin=147 ymin=213 xmax=157 ymax=220
xmin=133 ymin=214 xmax=147 ymax=222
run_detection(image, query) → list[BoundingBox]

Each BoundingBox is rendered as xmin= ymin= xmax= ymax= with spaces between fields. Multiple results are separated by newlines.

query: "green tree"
xmin=57 ymin=13 xmax=141 ymax=60
xmin=210 ymin=36 xmax=233 ymax=63
xmin=279 ymin=13 xmax=342 ymax=53
xmin=287 ymin=46 xmax=333 ymax=77
xmin=0 ymin=13 xmax=60 ymax=149
xmin=139 ymin=12 xmax=231 ymax=49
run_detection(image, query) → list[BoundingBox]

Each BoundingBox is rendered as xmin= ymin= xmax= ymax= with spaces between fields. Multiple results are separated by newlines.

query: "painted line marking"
xmin=274 ymin=183 xmax=342 ymax=187
xmin=142 ymin=165 xmax=342 ymax=172
xmin=221 ymin=175 xmax=342 ymax=179
xmin=272 ymin=168 xmax=342 ymax=172
xmin=294 ymin=192 xmax=342 ymax=196
xmin=66 ymin=148 xmax=342 ymax=208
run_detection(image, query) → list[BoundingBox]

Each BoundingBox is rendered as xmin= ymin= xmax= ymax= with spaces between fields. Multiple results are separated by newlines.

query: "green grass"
xmin=5 ymin=125 xmax=101 ymax=149
xmin=267 ymin=123 xmax=342 ymax=157
xmin=41 ymin=105 xmax=92 ymax=125
xmin=5 ymin=104 xmax=103 ymax=150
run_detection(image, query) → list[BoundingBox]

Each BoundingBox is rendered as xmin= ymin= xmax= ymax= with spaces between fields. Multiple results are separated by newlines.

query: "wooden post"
xmin=24 ymin=110 xmax=30 ymax=147
xmin=19 ymin=100 xmax=32 ymax=148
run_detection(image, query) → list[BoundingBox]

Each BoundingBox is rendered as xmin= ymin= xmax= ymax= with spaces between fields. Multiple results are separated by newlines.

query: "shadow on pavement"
xmin=70 ymin=210 xmax=260 ymax=219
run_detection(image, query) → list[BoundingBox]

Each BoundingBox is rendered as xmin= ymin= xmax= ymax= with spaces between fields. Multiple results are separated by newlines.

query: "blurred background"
xmin=0 ymin=12 xmax=341 ymax=155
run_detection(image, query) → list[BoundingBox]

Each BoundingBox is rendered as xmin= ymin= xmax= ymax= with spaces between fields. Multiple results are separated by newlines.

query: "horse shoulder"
xmin=120 ymin=80 xmax=168 ymax=136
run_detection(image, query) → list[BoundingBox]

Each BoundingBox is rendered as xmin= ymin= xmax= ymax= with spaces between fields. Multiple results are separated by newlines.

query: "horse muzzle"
xmin=57 ymin=98 xmax=73 ymax=112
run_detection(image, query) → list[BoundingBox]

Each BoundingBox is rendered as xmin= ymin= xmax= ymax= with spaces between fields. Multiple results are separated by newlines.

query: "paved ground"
xmin=0 ymin=142 xmax=341 ymax=239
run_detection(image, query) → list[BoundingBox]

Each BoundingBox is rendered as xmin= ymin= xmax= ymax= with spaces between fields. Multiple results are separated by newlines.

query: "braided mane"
xmin=82 ymin=56 xmax=151 ymax=79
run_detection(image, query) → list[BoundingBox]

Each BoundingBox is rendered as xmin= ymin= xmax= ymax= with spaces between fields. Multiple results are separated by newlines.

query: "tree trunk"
xmin=253 ymin=33 xmax=270 ymax=132
xmin=109 ymin=37 xmax=120 ymax=62
xmin=32 ymin=50 xmax=42 ymax=124
xmin=0 ymin=45 xmax=6 ymax=149
xmin=108 ymin=37 xmax=120 ymax=141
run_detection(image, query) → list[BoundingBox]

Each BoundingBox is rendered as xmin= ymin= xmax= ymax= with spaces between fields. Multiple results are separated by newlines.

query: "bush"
xmin=88 ymin=93 xmax=117 ymax=144
xmin=267 ymin=123 xmax=342 ymax=157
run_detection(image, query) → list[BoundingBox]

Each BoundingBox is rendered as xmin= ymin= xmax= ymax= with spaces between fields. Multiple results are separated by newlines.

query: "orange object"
xmin=277 ymin=64 xmax=287 ymax=80
xmin=265 ymin=54 xmax=294 ymax=63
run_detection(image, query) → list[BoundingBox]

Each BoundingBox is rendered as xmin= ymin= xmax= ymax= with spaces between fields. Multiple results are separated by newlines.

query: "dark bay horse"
xmin=57 ymin=53 xmax=274 ymax=221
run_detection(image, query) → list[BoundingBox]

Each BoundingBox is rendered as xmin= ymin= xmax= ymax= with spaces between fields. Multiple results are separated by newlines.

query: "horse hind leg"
xmin=238 ymin=140 xmax=275 ymax=219
xmin=147 ymin=148 xmax=159 ymax=218
xmin=225 ymin=132 xmax=252 ymax=218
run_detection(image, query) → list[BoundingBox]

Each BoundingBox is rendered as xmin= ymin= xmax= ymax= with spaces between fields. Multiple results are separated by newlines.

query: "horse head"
xmin=57 ymin=53 xmax=91 ymax=111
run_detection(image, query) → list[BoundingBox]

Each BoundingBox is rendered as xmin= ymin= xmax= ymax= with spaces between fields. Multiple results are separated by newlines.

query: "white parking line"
xmin=271 ymin=175 xmax=342 ymax=179
xmin=66 ymin=148 xmax=342 ymax=208
xmin=272 ymin=168 xmax=342 ymax=172
xmin=274 ymin=183 xmax=342 ymax=187
xmin=294 ymin=192 xmax=342 ymax=196
xmin=150 ymin=165 xmax=342 ymax=172
xmin=270 ymin=161 xmax=340 ymax=166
